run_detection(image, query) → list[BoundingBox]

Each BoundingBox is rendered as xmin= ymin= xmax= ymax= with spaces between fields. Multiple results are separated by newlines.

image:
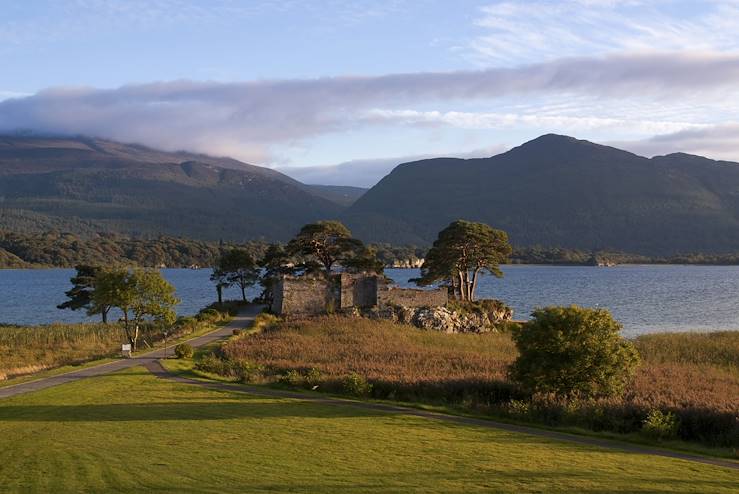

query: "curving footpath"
xmin=0 ymin=305 xmax=263 ymax=400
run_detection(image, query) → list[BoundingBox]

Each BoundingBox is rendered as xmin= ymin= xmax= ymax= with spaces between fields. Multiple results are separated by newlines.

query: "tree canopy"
xmin=93 ymin=268 xmax=179 ymax=351
xmin=57 ymin=265 xmax=112 ymax=323
xmin=286 ymin=221 xmax=365 ymax=274
xmin=509 ymin=306 xmax=640 ymax=399
xmin=414 ymin=220 xmax=512 ymax=301
xmin=212 ymin=249 xmax=259 ymax=302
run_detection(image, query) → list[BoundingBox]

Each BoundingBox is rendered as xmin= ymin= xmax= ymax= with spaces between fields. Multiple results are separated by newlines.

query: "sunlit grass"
xmin=0 ymin=366 xmax=736 ymax=493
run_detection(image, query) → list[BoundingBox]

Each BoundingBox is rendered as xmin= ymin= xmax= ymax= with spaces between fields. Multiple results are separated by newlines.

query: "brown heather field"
xmin=223 ymin=317 xmax=739 ymax=448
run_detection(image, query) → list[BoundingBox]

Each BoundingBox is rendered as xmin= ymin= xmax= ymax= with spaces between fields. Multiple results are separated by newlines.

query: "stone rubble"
xmin=354 ymin=300 xmax=513 ymax=333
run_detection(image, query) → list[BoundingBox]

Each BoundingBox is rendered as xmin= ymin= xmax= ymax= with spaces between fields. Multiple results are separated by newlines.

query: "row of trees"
xmin=207 ymin=219 xmax=515 ymax=304
xmin=58 ymin=267 xmax=179 ymax=351
xmin=210 ymin=220 xmax=383 ymax=305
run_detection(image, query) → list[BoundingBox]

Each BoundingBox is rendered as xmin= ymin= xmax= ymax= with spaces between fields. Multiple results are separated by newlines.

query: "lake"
xmin=1 ymin=265 xmax=739 ymax=336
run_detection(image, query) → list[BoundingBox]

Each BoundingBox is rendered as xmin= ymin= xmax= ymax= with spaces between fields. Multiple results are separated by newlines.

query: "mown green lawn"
xmin=0 ymin=368 xmax=735 ymax=493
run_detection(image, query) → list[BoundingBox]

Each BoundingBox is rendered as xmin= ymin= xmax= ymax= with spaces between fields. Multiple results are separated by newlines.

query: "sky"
xmin=2 ymin=0 xmax=739 ymax=186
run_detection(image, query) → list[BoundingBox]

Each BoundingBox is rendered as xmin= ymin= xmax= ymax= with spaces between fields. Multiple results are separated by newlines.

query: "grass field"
xmin=0 ymin=367 xmax=736 ymax=493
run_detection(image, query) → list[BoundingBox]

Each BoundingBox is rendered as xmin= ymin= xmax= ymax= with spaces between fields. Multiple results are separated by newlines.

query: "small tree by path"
xmin=414 ymin=220 xmax=512 ymax=301
xmin=93 ymin=268 xmax=180 ymax=351
xmin=509 ymin=305 xmax=640 ymax=399
xmin=214 ymin=249 xmax=259 ymax=302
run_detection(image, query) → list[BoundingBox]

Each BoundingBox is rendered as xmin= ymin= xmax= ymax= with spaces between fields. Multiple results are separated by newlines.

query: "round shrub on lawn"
xmin=509 ymin=305 xmax=640 ymax=399
xmin=174 ymin=343 xmax=194 ymax=359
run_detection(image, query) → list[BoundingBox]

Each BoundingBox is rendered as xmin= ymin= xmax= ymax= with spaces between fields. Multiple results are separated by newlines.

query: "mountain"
xmin=0 ymin=136 xmax=343 ymax=241
xmin=305 ymin=184 xmax=367 ymax=207
xmin=343 ymin=134 xmax=739 ymax=254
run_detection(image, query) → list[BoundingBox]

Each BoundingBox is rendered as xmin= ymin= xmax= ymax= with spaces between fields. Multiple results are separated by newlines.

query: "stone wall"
xmin=273 ymin=276 xmax=335 ymax=316
xmin=274 ymin=273 xmax=447 ymax=316
xmin=378 ymin=286 xmax=448 ymax=308
xmin=339 ymin=273 xmax=381 ymax=309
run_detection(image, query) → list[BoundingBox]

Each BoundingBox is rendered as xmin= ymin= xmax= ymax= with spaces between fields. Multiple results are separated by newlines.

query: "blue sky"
xmin=2 ymin=0 xmax=739 ymax=186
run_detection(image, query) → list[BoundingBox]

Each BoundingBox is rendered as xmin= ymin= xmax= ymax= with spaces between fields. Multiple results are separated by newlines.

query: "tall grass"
xmin=0 ymin=323 xmax=127 ymax=379
xmin=222 ymin=317 xmax=739 ymax=449
xmin=0 ymin=305 xmax=233 ymax=381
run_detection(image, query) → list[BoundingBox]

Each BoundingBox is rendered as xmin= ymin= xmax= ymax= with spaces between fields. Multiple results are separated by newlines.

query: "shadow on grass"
xmin=0 ymin=400 xmax=390 ymax=422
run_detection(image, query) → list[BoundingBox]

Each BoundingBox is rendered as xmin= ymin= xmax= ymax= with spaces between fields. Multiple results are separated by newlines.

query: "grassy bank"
xmin=0 ymin=301 xmax=241 ymax=382
xmin=217 ymin=317 xmax=739 ymax=451
xmin=0 ymin=366 xmax=736 ymax=493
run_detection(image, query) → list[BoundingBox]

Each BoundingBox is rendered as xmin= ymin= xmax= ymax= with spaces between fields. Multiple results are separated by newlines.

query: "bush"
xmin=509 ymin=306 xmax=640 ymax=398
xmin=642 ymin=409 xmax=680 ymax=441
xmin=174 ymin=343 xmax=194 ymax=359
xmin=232 ymin=359 xmax=263 ymax=383
xmin=252 ymin=313 xmax=280 ymax=332
xmin=343 ymin=372 xmax=373 ymax=397
xmin=279 ymin=369 xmax=305 ymax=387
xmin=195 ymin=353 xmax=229 ymax=375
xmin=306 ymin=367 xmax=322 ymax=388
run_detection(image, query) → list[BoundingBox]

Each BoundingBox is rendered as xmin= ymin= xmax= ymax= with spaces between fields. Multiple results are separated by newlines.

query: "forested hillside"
xmin=0 ymin=136 xmax=343 ymax=240
xmin=344 ymin=134 xmax=739 ymax=254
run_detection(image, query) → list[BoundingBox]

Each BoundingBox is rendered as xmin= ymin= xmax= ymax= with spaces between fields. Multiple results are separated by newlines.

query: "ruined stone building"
xmin=272 ymin=272 xmax=447 ymax=316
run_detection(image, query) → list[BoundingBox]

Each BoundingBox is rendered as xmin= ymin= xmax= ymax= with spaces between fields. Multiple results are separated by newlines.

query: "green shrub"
xmin=343 ymin=372 xmax=373 ymax=397
xmin=306 ymin=367 xmax=322 ymax=388
xmin=279 ymin=370 xmax=305 ymax=387
xmin=642 ymin=410 xmax=680 ymax=441
xmin=195 ymin=353 xmax=229 ymax=375
xmin=174 ymin=343 xmax=194 ymax=359
xmin=505 ymin=399 xmax=531 ymax=419
xmin=509 ymin=306 xmax=640 ymax=398
xmin=252 ymin=313 xmax=280 ymax=332
xmin=232 ymin=359 xmax=263 ymax=383
xmin=197 ymin=308 xmax=222 ymax=323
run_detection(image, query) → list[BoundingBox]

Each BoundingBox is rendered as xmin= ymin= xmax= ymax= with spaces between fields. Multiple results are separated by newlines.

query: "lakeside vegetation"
xmin=0 ymin=303 xmax=238 ymax=382
xmin=204 ymin=317 xmax=739 ymax=451
xmin=9 ymin=230 xmax=739 ymax=269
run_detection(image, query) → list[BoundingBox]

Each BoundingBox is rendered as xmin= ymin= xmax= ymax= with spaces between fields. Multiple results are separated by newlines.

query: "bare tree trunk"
xmin=240 ymin=284 xmax=247 ymax=302
xmin=457 ymin=271 xmax=467 ymax=301
xmin=470 ymin=267 xmax=481 ymax=302
xmin=122 ymin=311 xmax=135 ymax=349
xmin=133 ymin=324 xmax=139 ymax=352
xmin=101 ymin=307 xmax=109 ymax=324
xmin=217 ymin=285 xmax=223 ymax=304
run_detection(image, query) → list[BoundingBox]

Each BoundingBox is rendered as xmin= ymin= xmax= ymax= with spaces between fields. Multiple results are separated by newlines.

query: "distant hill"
xmin=343 ymin=134 xmax=739 ymax=254
xmin=305 ymin=184 xmax=367 ymax=207
xmin=0 ymin=136 xmax=342 ymax=241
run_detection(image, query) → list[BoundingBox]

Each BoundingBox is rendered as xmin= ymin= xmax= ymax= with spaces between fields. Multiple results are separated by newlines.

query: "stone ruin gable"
xmin=339 ymin=272 xmax=383 ymax=309
xmin=273 ymin=275 xmax=337 ymax=316
xmin=377 ymin=285 xmax=448 ymax=308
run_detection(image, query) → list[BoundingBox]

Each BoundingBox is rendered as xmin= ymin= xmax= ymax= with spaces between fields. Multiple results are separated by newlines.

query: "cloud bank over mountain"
xmin=1 ymin=52 xmax=739 ymax=177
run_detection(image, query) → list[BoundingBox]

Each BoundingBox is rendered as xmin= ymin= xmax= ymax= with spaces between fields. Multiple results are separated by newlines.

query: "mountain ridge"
xmin=343 ymin=134 xmax=739 ymax=254
xmin=4 ymin=133 xmax=739 ymax=255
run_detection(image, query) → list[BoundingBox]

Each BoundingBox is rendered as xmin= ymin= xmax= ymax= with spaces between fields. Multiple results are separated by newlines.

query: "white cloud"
xmin=2 ymin=52 xmax=739 ymax=164
xmin=612 ymin=123 xmax=739 ymax=161
xmin=279 ymin=144 xmax=510 ymax=187
xmin=365 ymin=109 xmax=710 ymax=135
xmin=469 ymin=1 xmax=739 ymax=65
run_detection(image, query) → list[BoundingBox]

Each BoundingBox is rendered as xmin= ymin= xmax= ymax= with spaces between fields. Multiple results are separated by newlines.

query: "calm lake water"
xmin=1 ymin=265 xmax=739 ymax=336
